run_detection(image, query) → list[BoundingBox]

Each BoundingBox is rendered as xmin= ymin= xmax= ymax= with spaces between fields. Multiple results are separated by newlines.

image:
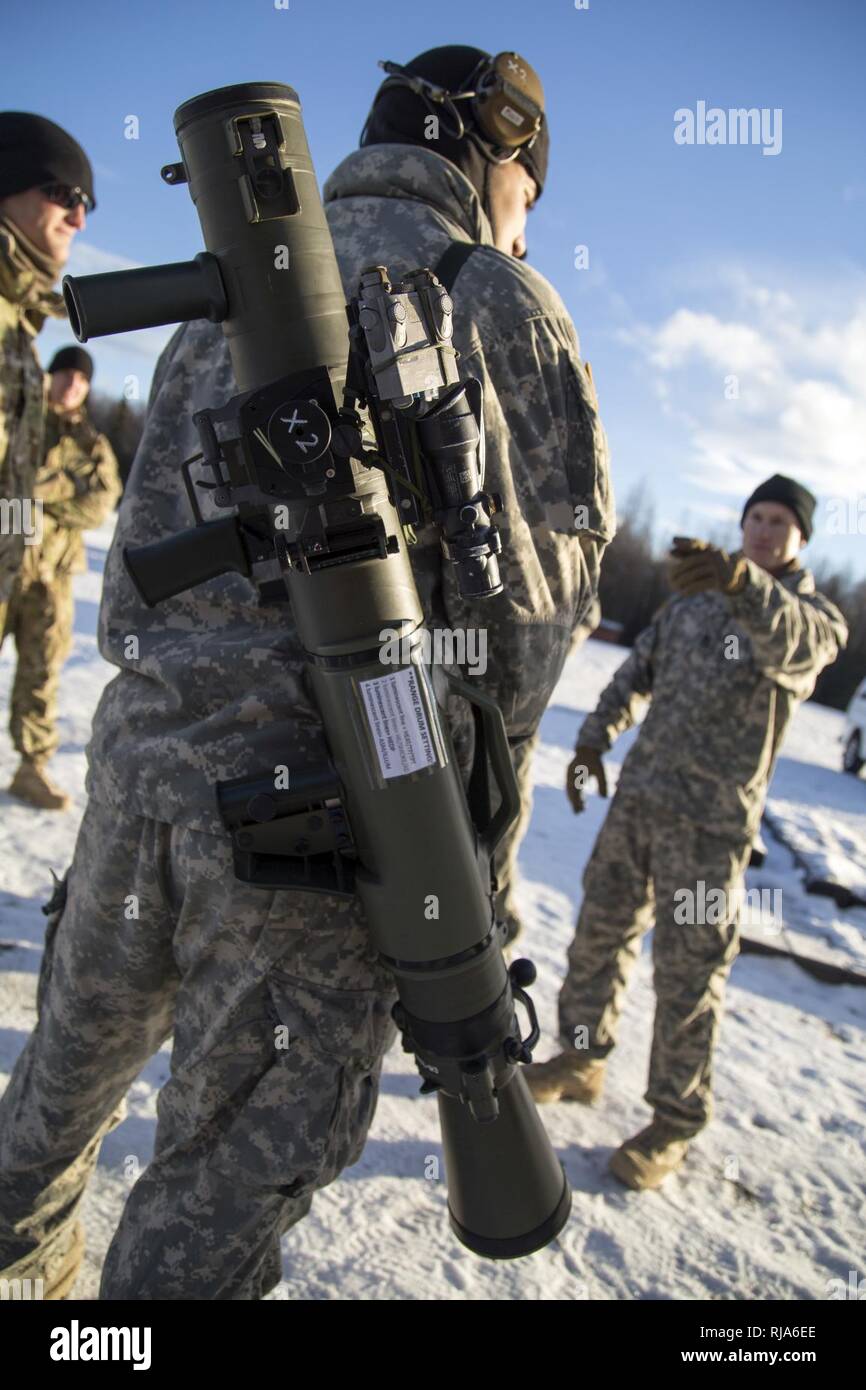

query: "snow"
xmin=1 ymin=522 xmax=864 ymax=1301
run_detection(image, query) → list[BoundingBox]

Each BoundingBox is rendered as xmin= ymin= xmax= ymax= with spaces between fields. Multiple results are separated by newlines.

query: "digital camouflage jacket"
xmin=0 ymin=217 xmax=65 ymax=602
xmin=20 ymin=404 xmax=121 ymax=584
xmin=85 ymin=144 xmax=614 ymax=831
xmin=577 ymin=557 xmax=848 ymax=842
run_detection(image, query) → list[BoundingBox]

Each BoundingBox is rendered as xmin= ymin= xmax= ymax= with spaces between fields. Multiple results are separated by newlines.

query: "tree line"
xmin=87 ymin=392 xmax=147 ymax=490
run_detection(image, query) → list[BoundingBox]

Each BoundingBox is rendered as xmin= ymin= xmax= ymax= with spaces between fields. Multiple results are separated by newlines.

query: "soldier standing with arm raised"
xmin=526 ymin=476 xmax=847 ymax=1190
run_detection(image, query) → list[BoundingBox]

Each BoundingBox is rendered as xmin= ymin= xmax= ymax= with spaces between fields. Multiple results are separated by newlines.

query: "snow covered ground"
xmin=1 ymin=521 xmax=864 ymax=1301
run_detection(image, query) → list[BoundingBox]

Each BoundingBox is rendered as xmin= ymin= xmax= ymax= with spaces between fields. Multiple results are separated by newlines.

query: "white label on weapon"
xmin=359 ymin=667 xmax=436 ymax=779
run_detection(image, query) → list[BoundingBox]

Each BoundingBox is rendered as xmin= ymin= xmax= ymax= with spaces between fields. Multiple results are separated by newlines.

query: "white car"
xmin=842 ymin=675 xmax=866 ymax=775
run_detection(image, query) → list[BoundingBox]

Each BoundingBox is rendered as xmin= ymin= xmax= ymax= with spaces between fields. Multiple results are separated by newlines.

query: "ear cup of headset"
xmin=370 ymin=51 xmax=544 ymax=153
xmin=472 ymin=52 xmax=545 ymax=150
xmin=359 ymin=47 xmax=549 ymax=203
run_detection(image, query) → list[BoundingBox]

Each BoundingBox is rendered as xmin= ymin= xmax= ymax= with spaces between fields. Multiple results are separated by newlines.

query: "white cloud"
xmin=649 ymin=308 xmax=779 ymax=376
xmin=632 ymin=272 xmax=866 ymax=505
xmin=779 ymin=379 xmax=866 ymax=473
xmin=65 ymin=240 xmax=141 ymax=276
xmin=804 ymin=311 xmax=866 ymax=392
xmin=52 ymin=241 xmax=170 ymax=373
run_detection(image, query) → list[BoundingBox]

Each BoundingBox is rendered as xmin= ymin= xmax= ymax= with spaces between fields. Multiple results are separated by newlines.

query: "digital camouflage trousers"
xmin=493 ymin=730 xmax=539 ymax=947
xmin=0 ymin=797 xmax=398 ymax=1299
xmin=558 ymin=790 xmax=753 ymax=1135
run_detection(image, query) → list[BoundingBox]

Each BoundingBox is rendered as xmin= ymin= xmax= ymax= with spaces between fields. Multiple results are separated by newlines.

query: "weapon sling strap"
xmin=431 ymin=239 xmax=495 ymax=844
xmin=432 ymin=239 xmax=481 ymax=293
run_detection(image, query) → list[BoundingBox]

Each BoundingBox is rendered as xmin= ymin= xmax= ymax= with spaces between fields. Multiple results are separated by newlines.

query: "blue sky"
xmin=7 ymin=0 xmax=865 ymax=576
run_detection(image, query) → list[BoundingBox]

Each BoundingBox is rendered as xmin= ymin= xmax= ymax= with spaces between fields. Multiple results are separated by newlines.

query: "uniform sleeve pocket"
xmin=563 ymin=364 xmax=614 ymax=543
xmin=36 ymin=868 xmax=70 ymax=1018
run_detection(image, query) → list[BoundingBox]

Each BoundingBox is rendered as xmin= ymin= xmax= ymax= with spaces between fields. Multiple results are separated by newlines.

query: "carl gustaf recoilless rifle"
xmin=63 ymin=81 xmax=571 ymax=1258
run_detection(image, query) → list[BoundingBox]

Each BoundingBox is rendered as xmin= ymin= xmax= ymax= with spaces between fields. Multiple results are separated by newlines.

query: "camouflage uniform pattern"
xmin=84 ymin=143 xmax=614 ymax=833
xmin=323 ymin=147 xmax=613 ymax=745
xmin=0 ymin=797 xmax=397 ymax=1299
xmin=0 ymin=405 xmax=120 ymax=760
xmin=493 ymin=730 xmax=540 ymax=944
xmin=578 ymin=558 xmax=847 ymax=842
xmin=559 ymin=560 xmax=847 ymax=1133
xmin=495 ymin=600 xmax=600 ymax=943
xmin=0 ymin=146 xmax=612 ymax=1295
xmin=0 ymin=217 xmax=65 ymax=603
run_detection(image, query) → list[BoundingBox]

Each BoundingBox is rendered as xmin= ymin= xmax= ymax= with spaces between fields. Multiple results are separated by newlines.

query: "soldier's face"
xmin=49 ymin=367 xmax=90 ymax=412
xmin=0 ymin=187 xmax=86 ymax=267
xmin=741 ymin=502 xmax=805 ymax=572
xmin=486 ymin=160 xmax=537 ymax=259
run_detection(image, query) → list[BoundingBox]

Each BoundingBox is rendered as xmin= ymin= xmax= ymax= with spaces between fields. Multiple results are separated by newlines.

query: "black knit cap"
xmin=360 ymin=46 xmax=549 ymax=214
xmin=0 ymin=112 xmax=95 ymax=210
xmin=48 ymin=345 xmax=94 ymax=382
xmin=741 ymin=473 xmax=816 ymax=541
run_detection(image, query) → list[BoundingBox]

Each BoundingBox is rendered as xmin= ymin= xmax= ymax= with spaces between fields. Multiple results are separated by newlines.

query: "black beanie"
xmin=741 ymin=473 xmax=816 ymax=541
xmin=0 ymin=112 xmax=95 ymax=210
xmin=360 ymin=46 xmax=549 ymax=214
xmin=48 ymin=345 xmax=94 ymax=382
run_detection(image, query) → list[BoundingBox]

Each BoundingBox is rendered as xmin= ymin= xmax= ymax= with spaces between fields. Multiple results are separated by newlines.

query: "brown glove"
xmin=668 ymin=537 xmax=748 ymax=597
xmin=34 ymin=469 xmax=78 ymax=505
xmin=566 ymin=744 xmax=608 ymax=814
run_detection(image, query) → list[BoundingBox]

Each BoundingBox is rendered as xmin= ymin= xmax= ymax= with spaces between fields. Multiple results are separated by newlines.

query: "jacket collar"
xmin=0 ymin=215 xmax=66 ymax=334
xmin=322 ymin=144 xmax=495 ymax=247
xmin=735 ymin=549 xmax=815 ymax=595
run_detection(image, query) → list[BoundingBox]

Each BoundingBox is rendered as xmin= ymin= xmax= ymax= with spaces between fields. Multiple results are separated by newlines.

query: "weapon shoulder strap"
xmin=431 ymin=241 xmax=494 ymax=834
xmin=432 ymin=239 xmax=480 ymax=292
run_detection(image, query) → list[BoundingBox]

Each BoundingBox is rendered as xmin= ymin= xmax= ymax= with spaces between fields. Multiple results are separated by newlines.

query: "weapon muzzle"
xmin=440 ymin=1068 xmax=571 ymax=1258
xmin=62 ymin=252 xmax=227 ymax=342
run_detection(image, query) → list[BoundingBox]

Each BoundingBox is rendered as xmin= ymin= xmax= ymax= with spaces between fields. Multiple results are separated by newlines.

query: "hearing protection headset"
xmin=361 ymin=51 xmax=545 ymax=165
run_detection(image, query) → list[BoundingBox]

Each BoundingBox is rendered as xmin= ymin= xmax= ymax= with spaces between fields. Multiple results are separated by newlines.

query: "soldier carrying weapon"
xmin=0 ymin=49 xmax=612 ymax=1300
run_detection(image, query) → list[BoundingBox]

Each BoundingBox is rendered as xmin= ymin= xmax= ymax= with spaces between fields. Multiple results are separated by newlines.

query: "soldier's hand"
xmin=566 ymin=744 xmax=608 ymax=814
xmin=34 ymin=469 xmax=77 ymax=504
xmin=668 ymin=536 xmax=748 ymax=596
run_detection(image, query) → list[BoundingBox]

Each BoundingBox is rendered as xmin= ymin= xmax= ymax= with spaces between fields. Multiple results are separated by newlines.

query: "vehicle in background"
xmin=842 ymin=676 xmax=866 ymax=775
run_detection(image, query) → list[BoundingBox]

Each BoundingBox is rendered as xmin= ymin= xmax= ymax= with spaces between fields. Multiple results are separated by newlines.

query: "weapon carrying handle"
xmin=443 ymin=671 xmax=521 ymax=858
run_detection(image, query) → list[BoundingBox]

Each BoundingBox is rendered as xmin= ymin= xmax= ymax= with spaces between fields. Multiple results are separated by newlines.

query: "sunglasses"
xmin=40 ymin=183 xmax=94 ymax=213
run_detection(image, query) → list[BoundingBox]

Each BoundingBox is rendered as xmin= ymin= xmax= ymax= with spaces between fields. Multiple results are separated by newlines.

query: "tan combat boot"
xmin=608 ymin=1119 xmax=691 ymax=1190
xmin=523 ymin=1051 xmax=606 ymax=1104
xmin=8 ymin=758 xmax=72 ymax=812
